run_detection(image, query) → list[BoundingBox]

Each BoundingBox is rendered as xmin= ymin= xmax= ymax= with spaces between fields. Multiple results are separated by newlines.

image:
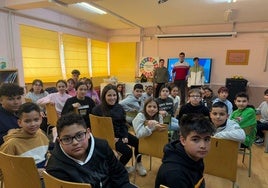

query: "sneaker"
xmin=254 ymin=138 xmax=264 ymax=145
xmin=136 ymin=162 xmax=147 ymax=176
xmin=125 ymin=166 xmax=135 ymax=173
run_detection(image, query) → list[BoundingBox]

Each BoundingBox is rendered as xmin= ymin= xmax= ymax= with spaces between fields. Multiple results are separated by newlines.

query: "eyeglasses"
xmin=190 ymin=95 xmax=201 ymax=98
xmin=59 ymin=131 xmax=87 ymax=145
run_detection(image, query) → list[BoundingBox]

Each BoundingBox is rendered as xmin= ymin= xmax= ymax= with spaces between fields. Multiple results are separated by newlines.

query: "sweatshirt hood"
xmin=162 ymin=140 xmax=204 ymax=171
xmin=3 ymin=128 xmax=40 ymax=141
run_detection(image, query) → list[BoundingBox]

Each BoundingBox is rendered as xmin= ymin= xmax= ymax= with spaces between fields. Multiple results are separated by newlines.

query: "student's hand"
xmin=37 ymin=168 xmax=45 ymax=178
xmin=155 ymin=124 xmax=167 ymax=132
xmin=52 ymin=127 xmax=57 ymax=143
xmin=122 ymin=137 xmax=128 ymax=143
xmin=146 ymin=120 xmax=158 ymax=128
xmin=159 ymin=110 xmax=167 ymax=117
xmin=72 ymin=102 xmax=81 ymax=108
xmin=114 ymin=138 xmax=119 ymax=143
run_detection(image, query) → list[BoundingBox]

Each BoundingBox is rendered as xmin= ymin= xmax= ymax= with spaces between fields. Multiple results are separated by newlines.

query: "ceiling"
xmin=3 ymin=0 xmax=268 ymax=30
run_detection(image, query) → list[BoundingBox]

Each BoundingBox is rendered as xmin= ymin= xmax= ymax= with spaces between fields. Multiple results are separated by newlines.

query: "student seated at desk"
xmin=132 ymin=98 xmax=166 ymax=138
xmin=210 ymin=101 xmax=246 ymax=142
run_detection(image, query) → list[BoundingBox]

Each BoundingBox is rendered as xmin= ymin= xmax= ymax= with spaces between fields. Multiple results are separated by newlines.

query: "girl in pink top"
xmin=37 ymin=80 xmax=71 ymax=116
xmin=84 ymin=78 xmax=101 ymax=105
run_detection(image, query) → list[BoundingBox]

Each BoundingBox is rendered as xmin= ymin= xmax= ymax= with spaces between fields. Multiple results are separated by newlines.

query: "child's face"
xmin=0 ymin=95 xmax=22 ymax=113
xmin=57 ymin=82 xmax=67 ymax=94
xmin=67 ymin=81 xmax=74 ymax=90
xmin=218 ymin=92 xmax=228 ymax=100
xmin=105 ymin=89 xmax=117 ymax=105
xmin=234 ymin=97 xmax=248 ymax=110
xmin=180 ymin=131 xmax=211 ymax=161
xmin=146 ymin=101 xmax=158 ymax=117
xmin=145 ymin=87 xmax=153 ymax=96
xmin=170 ymin=87 xmax=179 ymax=97
xmin=264 ymin=93 xmax=268 ymax=102
xmin=58 ymin=124 xmax=90 ymax=161
xmin=188 ymin=92 xmax=201 ymax=106
xmin=210 ymin=107 xmax=228 ymax=127
xmin=117 ymin=85 xmax=123 ymax=92
xmin=204 ymin=89 xmax=212 ymax=97
xmin=76 ymin=85 xmax=87 ymax=99
xmin=18 ymin=111 xmax=42 ymax=135
xmin=159 ymin=88 xmax=169 ymax=99
xmin=72 ymin=74 xmax=79 ymax=81
xmin=33 ymin=82 xmax=42 ymax=93
xmin=133 ymin=88 xmax=143 ymax=99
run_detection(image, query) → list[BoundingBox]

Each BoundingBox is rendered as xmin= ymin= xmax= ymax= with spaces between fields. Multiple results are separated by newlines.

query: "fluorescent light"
xmin=77 ymin=2 xmax=107 ymax=15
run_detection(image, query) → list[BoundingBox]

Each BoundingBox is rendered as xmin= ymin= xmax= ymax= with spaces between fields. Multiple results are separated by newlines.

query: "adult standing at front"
xmin=172 ymin=52 xmax=190 ymax=105
xmin=187 ymin=57 xmax=204 ymax=89
xmin=154 ymin=59 xmax=169 ymax=98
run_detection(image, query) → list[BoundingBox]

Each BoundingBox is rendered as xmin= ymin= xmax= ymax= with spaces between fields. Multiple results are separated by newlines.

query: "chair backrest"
xmin=43 ymin=171 xmax=92 ymax=188
xmin=139 ymin=126 xmax=169 ymax=158
xmin=0 ymin=151 xmax=42 ymax=188
xmin=46 ymin=103 xmax=58 ymax=126
xmin=24 ymin=98 xmax=33 ymax=103
xmin=89 ymin=114 xmax=115 ymax=150
xmin=204 ymin=137 xmax=239 ymax=182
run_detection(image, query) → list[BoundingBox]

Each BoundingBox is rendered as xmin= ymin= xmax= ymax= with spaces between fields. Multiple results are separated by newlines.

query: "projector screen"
xmin=167 ymin=58 xmax=212 ymax=83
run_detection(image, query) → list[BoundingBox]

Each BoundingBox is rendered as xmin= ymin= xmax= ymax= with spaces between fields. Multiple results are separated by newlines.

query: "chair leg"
xmin=248 ymin=147 xmax=252 ymax=177
xmin=242 ymin=148 xmax=246 ymax=163
xmin=149 ymin=156 xmax=152 ymax=171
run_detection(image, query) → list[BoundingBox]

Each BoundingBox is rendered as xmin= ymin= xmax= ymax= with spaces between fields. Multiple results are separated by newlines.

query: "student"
xmin=172 ymin=52 xmax=190 ymax=105
xmin=255 ymin=89 xmax=268 ymax=145
xmin=0 ymin=83 xmax=24 ymax=145
xmin=177 ymin=88 xmax=210 ymax=120
xmin=168 ymin=83 xmax=181 ymax=118
xmin=140 ymin=85 xmax=153 ymax=108
xmin=117 ymin=84 xmax=125 ymax=101
xmin=213 ymin=86 xmax=233 ymax=115
xmin=132 ymin=98 xmax=166 ymax=138
xmin=230 ymin=92 xmax=257 ymax=147
xmin=187 ymin=57 xmax=204 ymax=89
xmin=202 ymin=86 xmax=216 ymax=111
xmin=119 ymin=83 xmax=143 ymax=124
xmin=25 ymin=79 xmax=49 ymax=131
xmin=25 ymin=79 xmax=49 ymax=104
xmin=0 ymin=102 xmax=53 ymax=174
xmin=84 ymin=78 xmax=101 ymax=105
xmin=156 ymin=85 xmax=179 ymax=131
xmin=61 ymin=82 xmax=95 ymax=128
xmin=154 ymin=58 xmax=169 ymax=98
xmin=92 ymin=84 xmax=147 ymax=176
xmin=71 ymin=69 xmax=80 ymax=84
xmin=155 ymin=113 xmax=215 ymax=188
xmin=210 ymin=101 xmax=246 ymax=142
xmin=66 ymin=78 xmax=76 ymax=97
xmin=45 ymin=112 xmax=136 ymax=188
xmin=37 ymin=79 xmax=71 ymax=117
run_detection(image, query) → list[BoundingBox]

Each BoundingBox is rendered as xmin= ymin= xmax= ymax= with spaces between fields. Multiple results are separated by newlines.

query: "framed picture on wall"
xmin=226 ymin=50 xmax=250 ymax=65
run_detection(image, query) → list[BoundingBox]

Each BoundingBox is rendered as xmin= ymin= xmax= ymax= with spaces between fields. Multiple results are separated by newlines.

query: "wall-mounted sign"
xmin=139 ymin=57 xmax=159 ymax=78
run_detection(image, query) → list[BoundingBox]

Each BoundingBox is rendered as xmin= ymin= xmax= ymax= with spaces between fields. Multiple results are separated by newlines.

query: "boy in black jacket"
xmin=155 ymin=114 xmax=215 ymax=188
xmin=46 ymin=112 xmax=136 ymax=188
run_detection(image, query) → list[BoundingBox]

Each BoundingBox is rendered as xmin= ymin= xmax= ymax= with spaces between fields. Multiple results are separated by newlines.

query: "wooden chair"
xmin=89 ymin=114 xmax=116 ymax=150
xmin=133 ymin=126 xmax=169 ymax=183
xmin=24 ymin=98 xmax=33 ymax=103
xmin=45 ymin=103 xmax=58 ymax=135
xmin=43 ymin=171 xmax=92 ymax=188
xmin=0 ymin=151 xmax=42 ymax=188
xmin=239 ymin=125 xmax=256 ymax=177
xmin=204 ymin=137 xmax=239 ymax=188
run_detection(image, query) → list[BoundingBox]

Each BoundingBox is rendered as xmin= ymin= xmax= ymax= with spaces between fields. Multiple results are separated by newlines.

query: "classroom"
xmin=0 ymin=0 xmax=268 ymax=187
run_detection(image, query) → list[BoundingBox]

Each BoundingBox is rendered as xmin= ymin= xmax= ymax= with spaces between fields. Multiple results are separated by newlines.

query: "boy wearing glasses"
xmin=177 ymin=88 xmax=210 ymax=120
xmin=46 ymin=112 xmax=136 ymax=188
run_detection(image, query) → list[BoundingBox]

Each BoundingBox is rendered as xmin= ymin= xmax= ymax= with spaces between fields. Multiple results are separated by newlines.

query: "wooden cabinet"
xmin=0 ymin=69 xmax=18 ymax=84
